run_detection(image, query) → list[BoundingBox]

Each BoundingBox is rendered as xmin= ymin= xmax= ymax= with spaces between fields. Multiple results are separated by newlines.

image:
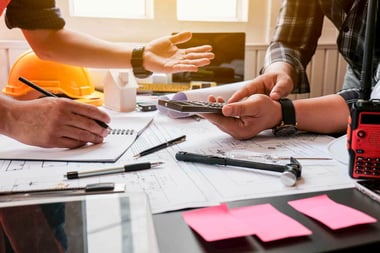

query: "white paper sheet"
xmin=327 ymin=134 xmax=348 ymax=165
xmin=0 ymin=111 xmax=355 ymax=214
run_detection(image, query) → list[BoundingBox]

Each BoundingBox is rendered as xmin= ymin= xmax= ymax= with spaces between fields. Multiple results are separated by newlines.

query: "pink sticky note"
xmin=183 ymin=203 xmax=311 ymax=242
xmin=288 ymin=194 xmax=377 ymax=230
xmin=230 ymin=204 xmax=312 ymax=242
xmin=183 ymin=203 xmax=256 ymax=241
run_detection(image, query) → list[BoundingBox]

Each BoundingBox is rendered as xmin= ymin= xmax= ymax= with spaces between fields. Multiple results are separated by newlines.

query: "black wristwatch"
xmin=272 ymin=98 xmax=297 ymax=137
xmin=131 ymin=46 xmax=153 ymax=79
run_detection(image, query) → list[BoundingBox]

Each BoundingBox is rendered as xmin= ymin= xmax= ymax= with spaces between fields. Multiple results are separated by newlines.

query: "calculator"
xmin=158 ymin=99 xmax=224 ymax=113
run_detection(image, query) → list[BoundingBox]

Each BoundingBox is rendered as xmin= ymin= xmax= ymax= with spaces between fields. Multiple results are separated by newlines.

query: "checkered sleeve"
xmin=262 ymin=0 xmax=324 ymax=94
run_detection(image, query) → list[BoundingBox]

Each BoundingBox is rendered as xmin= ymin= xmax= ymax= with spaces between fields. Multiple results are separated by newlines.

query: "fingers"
xmin=227 ymin=72 xmax=294 ymax=103
xmin=222 ymin=101 xmax=252 ymax=117
xmin=216 ymin=97 xmax=225 ymax=103
xmin=175 ymin=49 xmax=214 ymax=70
xmin=202 ymin=95 xmax=278 ymax=140
xmin=54 ymin=125 xmax=106 ymax=149
xmin=34 ymin=113 xmax=108 ymax=148
xmin=64 ymin=111 xmax=110 ymax=136
xmin=172 ymin=50 xmax=214 ymax=67
xmin=170 ymin=59 xmax=211 ymax=72
xmin=145 ymin=32 xmax=214 ymax=74
xmin=269 ymin=77 xmax=293 ymax=100
xmin=17 ymin=98 xmax=110 ymax=148
xmin=223 ymin=95 xmax=270 ymax=118
xmin=184 ymin=45 xmax=213 ymax=54
xmin=207 ymin=95 xmax=217 ymax=102
xmin=183 ymin=50 xmax=214 ymax=60
xmin=56 ymin=99 xmax=110 ymax=133
xmin=228 ymin=84 xmax=258 ymax=103
xmin=170 ymin=31 xmax=192 ymax=44
xmin=28 ymin=122 xmax=105 ymax=149
xmin=170 ymin=32 xmax=213 ymax=55
xmin=227 ymin=76 xmax=273 ymax=103
xmin=201 ymin=114 xmax=260 ymax=140
xmin=65 ymin=99 xmax=111 ymax=126
xmin=45 ymin=137 xmax=88 ymax=149
xmin=264 ymin=62 xmax=295 ymax=99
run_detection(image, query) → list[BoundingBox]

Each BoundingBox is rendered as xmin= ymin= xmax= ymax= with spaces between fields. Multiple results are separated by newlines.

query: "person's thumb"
xmin=269 ymin=79 xmax=293 ymax=100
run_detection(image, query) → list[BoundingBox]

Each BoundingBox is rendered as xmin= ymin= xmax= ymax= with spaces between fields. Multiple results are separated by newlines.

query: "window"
xmin=69 ymin=0 xmax=153 ymax=19
xmin=69 ymin=0 xmax=248 ymax=22
xmin=177 ymin=0 xmax=248 ymax=22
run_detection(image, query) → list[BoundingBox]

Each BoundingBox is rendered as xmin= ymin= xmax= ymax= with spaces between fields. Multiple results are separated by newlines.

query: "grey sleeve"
xmin=337 ymin=88 xmax=361 ymax=110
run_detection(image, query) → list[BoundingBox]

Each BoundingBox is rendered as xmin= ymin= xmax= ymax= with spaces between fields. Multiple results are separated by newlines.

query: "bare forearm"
xmin=22 ymin=29 xmax=214 ymax=74
xmin=22 ymin=29 xmax=131 ymax=68
xmin=294 ymin=94 xmax=350 ymax=133
xmin=0 ymin=95 xmax=16 ymax=136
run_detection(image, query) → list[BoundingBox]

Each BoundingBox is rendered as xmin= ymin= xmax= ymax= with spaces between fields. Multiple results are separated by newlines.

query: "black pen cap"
xmin=66 ymin=171 xmax=79 ymax=179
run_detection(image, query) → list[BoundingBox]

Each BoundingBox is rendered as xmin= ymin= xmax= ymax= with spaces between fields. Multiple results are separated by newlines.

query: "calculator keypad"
xmin=158 ymin=99 xmax=224 ymax=113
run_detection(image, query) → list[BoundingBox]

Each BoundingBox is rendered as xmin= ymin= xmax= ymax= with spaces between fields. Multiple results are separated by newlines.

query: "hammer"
xmin=175 ymin=151 xmax=302 ymax=186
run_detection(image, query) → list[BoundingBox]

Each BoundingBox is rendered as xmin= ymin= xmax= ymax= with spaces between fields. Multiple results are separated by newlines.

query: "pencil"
xmin=18 ymin=76 xmax=111 ymax=130
xmin=19 ymin=76 xmax=56 ymax=97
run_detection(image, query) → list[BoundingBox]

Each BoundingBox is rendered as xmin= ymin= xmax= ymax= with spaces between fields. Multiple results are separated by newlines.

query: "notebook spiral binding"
xmin=110 ymin=129 xmax=134 ymax=135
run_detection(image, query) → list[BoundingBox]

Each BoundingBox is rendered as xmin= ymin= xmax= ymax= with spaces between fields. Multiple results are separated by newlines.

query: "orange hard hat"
xmin=3 ymin=50 xmax=103 ymax=106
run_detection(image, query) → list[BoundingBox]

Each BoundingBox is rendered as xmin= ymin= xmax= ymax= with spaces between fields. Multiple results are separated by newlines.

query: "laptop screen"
xmin=172 ymin=32 xmax=246 ymax=85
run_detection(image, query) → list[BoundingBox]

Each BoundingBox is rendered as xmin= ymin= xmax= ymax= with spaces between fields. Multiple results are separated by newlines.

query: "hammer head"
xmin=280 ymin=157 xmax=302 ymax=187
xmin=289 ymin=157 xmax=302 ymax=178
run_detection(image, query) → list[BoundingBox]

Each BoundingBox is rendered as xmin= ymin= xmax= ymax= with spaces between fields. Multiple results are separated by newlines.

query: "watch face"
xmin=273 ymin=125 xmax=297 ymax=137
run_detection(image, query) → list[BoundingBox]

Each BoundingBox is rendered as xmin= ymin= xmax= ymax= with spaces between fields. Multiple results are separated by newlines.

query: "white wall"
xmin=0 ymin=0 xmax=338 ymax=45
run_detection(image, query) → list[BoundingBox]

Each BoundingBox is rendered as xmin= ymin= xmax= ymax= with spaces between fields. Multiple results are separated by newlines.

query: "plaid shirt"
xmin=264 ymin=0 xmax=379 ymax=94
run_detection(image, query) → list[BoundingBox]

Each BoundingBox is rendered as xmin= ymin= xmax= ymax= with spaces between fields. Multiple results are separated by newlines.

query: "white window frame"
xmin=68 ymin=0 xmax=154 ymax=20
xmin=177 ymin=0 xmax=248 ymax=22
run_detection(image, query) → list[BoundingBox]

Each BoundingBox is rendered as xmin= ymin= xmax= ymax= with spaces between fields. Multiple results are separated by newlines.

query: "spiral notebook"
xmin=0 ymin=116 xmax=153 ymax=162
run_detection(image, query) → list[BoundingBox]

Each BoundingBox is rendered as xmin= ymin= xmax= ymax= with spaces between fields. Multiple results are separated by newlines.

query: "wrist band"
xmin=131 ymin=46 xmax=153 ymax=79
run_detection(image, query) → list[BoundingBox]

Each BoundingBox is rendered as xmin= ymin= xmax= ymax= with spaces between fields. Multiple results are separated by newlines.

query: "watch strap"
xmin=272 ymin=98 xmax=297 ymax=137
xmin=131 ymin=46 xmax=153 ymax=78
xmin=279 ymin=98 xmax=296 ymax=125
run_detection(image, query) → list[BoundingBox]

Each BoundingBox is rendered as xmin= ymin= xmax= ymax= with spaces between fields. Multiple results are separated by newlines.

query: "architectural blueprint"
xmin=0 ymin=112 xmax=355 ymax=214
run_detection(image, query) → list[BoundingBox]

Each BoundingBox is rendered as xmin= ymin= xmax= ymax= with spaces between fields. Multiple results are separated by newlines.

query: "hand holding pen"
xmin=14 ymin=77 xmax=111 ymax=148
xmin=18 ymin=77 xmax=111 ymax=130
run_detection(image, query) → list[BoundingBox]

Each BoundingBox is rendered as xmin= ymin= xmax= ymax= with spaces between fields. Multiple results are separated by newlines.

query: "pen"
xmin=18 ymin=76 xmax=111 ymax=130
xmin=133 ymin=135 xmax=186 ymax=158
xmin=65 ymin=161 xmax=164 ymax=179
xmin=0 ymin=182 xmax=124 ymax=196
xmin=175 ymin=151 xmax=286 ymax=173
